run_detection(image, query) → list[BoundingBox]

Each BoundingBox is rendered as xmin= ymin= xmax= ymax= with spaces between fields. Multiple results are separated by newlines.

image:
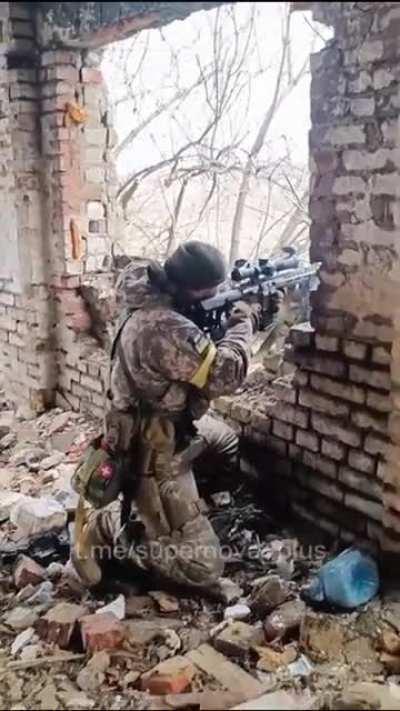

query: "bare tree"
xmin=103 ymin=2 xmax=325 ymax=263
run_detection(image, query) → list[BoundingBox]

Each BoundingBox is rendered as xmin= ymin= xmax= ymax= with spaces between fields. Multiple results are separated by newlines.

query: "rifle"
xmin=186 ymin=248 xmax=318 ymax=341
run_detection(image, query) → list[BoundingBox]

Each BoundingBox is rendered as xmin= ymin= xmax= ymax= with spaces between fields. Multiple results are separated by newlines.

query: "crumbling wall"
xmin=0 ymin=2 xmax=56 ymax=416
xmin=216 ymin=1 xmax=400 ymax=555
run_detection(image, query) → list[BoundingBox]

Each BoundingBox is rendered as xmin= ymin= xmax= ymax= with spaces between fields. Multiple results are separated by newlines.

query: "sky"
xmin=102 ymin=3 xmax=331 ymax=180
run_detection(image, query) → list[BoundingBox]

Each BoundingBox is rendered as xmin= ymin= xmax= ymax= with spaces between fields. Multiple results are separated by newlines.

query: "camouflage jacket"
xmin=109 ymin=261 xmax=253 ymax=422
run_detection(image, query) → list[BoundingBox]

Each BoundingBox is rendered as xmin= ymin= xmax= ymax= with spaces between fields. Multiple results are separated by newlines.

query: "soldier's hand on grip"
xmin=227 ymin=301 xmax=261 ymax=333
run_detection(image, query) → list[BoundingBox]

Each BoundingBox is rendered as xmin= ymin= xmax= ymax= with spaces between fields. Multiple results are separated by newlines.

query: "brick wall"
xmin=214 ymin=324 xmax=390 ymax=552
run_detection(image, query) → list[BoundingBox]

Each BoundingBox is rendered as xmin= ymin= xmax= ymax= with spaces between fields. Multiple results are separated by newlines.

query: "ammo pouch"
xmin=72 ymin=434 xmax=131 ymax=510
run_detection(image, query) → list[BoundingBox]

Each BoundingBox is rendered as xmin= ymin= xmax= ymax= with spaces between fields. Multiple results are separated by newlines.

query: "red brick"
xmin=81 ymin=68 xmax=103 ymax=84
xmin=296 ymin=429 xmax=320 ymax=452
xmin=312 ymin=412 xmax=361 ymax=448
xmin=321 ymin=438 xmax=347 ymax=461
xmin=13 ymin=555 xmax=46 ymax=589
xmin=81 ymin=613 xmax=125 ymax=652
xmin=36 ymin=602 xmax=88 ymax=649
xmin=272 ymin=419 xmax=294 ymax=442
xmin=349 ymin=365 xmax=391 ymax=391
xmin=141 ymin=656 xmax=195 ymax=695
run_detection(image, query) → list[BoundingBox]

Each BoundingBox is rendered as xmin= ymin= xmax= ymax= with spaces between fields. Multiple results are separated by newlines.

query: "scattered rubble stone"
xmin=300 ymin=612 xmax=345 ymax=663
xmin=250 ymin=575 xmax=290 ymax=616
xmin=126 ymin=595 xmax=157 ymax=618
xmin=11 ymin=628 xmax=36 ymax=656
xmin=77 ymin=651 xmax=110 ymax=693
xmin=96 ymin=595 xmax=126 ymax=620
xmin=81 ymin=613 xmax=125 ymax=652
xmin=217 ymin=578 xmax=243 ymax=605
xmin=214 ymin=621 xmax=265 ymax=659
xmin=380 ymin=629 xmax=400 ymax=655
xmin=40 ymin=451 xmax=65 ymax=470
xmin=149 ymin=591 xmax=180 ymax=613
xmin=46 ymin=562 xmax=64 ymax=579
xmin=36 ymin=601 xmax=88 ymax=649
xmin=10 ymin=447 xmax=45 ymax=470
xmin=141 ymin=655 xmax=195 ymax=695
xmin=127 ymin=618 xmax=183 ymax=645
xmin=188 ymin=644 xmax=264 ymax=698
xmin=224 ymin=603 xmax=251 ymax=621
xmin=13 ymin=555 xmax=46 ymax=589
xmin=4 ymin=606 xmax=41 ymax=631
xmin=48 ymin=411 xmax=73 ymax=436
xmin=254 ymin=644 xmax=298 ymax=672
xmin=0 ymin=492 xmax=27 ymax=522
xmin=10 ymin=496 xmax=67 ymax=537
xmin=264 ymin=599 xmax=306 ymax=643
xmin=25 ymin=580 xmax=54 ymax=607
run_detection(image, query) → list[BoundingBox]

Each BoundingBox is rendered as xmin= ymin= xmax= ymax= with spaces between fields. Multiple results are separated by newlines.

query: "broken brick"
xmin=149 ymin=591 xmax=179 ymax=613
xmin=214 ymin=621 xmax=264 ymax=660
xmin=141 ymin=655 xmax=195 ymax=695
xmin=250 ymin=576 xmax=289 ymax=616
xmin=13 ymin=555 xmax=46 ymax=589
xmin=264 ymin=599 xmax=306 ymax=643
xmin=81 ymin=68 xmax=103 ymax=84
xmin=36 ymin=602 xmax=87 ymax=649
xmin=80 ymin=612 xmax=125 ymax=652
xmin=255 ymin=644 xmax=298 ymax=673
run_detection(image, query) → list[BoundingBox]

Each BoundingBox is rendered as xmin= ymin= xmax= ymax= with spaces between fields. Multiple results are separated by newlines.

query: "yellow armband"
xmin=189 ymin=342 xmax=217 ymax=389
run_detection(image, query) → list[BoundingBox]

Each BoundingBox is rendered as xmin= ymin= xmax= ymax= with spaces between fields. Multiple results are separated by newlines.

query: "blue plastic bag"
xmin=305 ymin=547 xmax=379 ymax=610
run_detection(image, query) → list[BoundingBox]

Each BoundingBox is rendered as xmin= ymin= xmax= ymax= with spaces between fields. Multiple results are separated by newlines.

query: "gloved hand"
xmin=270 ymin=289 xmax=285 ymax=314
xmin=227 ymin=301 xmax=261 ymax=333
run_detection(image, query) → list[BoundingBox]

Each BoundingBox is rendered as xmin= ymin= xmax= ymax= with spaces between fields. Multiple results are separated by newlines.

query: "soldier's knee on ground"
xmin=195 ymin=415 xmax=239 ymax=475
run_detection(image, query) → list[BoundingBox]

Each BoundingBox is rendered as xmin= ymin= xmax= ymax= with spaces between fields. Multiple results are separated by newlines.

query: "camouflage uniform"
xmin=73 ymin=263 xmax=253 ymax=589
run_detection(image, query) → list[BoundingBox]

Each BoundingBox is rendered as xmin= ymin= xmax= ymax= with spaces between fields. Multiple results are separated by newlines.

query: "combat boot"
xmin=71 ymin=509 xmax=114 ymax=587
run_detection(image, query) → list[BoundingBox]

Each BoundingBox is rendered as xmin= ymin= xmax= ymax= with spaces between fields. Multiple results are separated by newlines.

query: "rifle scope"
xmin=231 ymin=248 xmax=300 ymax=282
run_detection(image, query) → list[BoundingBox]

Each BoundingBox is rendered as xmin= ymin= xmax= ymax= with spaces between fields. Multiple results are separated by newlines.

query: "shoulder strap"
xmin=110 ymin=310 xmax=134 ymax=363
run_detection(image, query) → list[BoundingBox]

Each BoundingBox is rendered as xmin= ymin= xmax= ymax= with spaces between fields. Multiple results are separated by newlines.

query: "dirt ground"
xmin=1 ymin=395 xmax=400 ymax=711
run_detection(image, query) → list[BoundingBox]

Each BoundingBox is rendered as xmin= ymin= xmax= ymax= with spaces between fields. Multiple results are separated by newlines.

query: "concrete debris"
xmin=0 ymin=432 xmax=16 ymax=450
xmin=96 ymin=595 xmax=126 ymax=620
xmin=300 ymin=612 xmax=346 ymax=663
xmin=149 ymin=590 xmax=180 ymax=613
xmin=11 ymin=628 xmax=36 ymax=656
xmin=10 ymin=496 xmax=67 ymax=536
xmin=255 ymin=644 xmax=298 ymax=672
xmin=46 ymin=562 xmax=64 ymax=579
xmin=48 ymin=411 xmax=74 ymax=436
xmin=0 ymin=404 xmax=399 ymax=710
xmin=0 ymin=492 xmax=27 ymax=522
xmin=329 ymin=682 xmax=400 ymax=710
xmin=24 ymin=581 xmax=54 ymax=608
xmin=250 ymin=575 xmax=290 ymax=616
xmin=188 ymin=644 xmax=265 ymax=698
xmin=10 ymin=447 xmax=46 ymax=470
xmin=232 ymin=689 xmax=317 ymax=710
xmin=214 ymin=621 xmax=265 ymax=659
xmin=264 ymin=599 xmax=306 ymax=643
xmin=40 ymin=451 xmax=65 ymax=470
xmin=217 ymin=578 xmax=244 ymax=605
xmin=224 ymin=603 xmax=251 ymax=621
xmin=4 ymin=606 xmax=41 ymax=631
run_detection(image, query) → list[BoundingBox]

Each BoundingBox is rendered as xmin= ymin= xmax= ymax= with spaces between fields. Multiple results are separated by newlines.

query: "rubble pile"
xmin=0 ymin=402 xmax=399 ymax=710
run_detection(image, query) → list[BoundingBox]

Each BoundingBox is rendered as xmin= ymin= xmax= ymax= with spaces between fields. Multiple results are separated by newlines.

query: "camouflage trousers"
xmin=74 ymin=414 xmax=238 ymax=590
